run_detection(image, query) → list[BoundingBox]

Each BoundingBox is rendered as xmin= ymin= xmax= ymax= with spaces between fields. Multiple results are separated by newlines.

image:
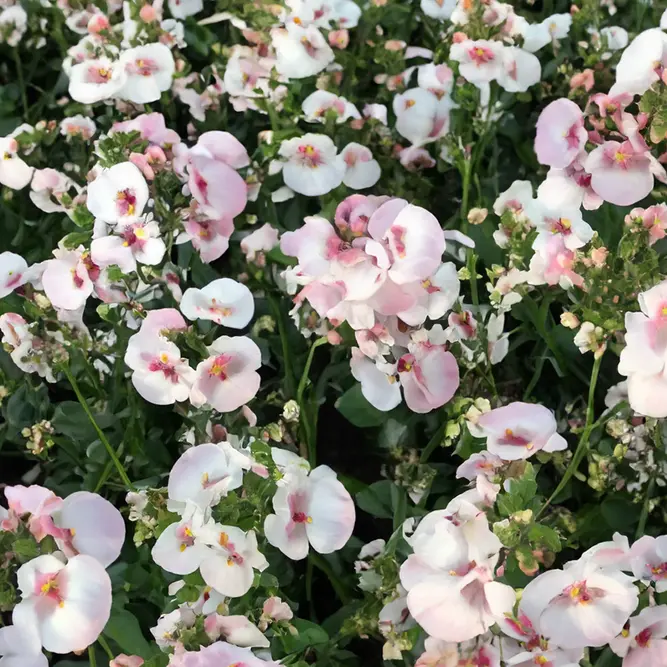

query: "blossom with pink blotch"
xmin=42 ymin=246 xmax=97 ymax=310
xmin=618 ymin=280 xmax=667 ymax=417
xmin=180 ymin=278 xmax=254 ymax=329
xmin=181 ymin=205 xmax=234 ymax=264
xmin=302 ymin=90 xmax=360 ymax=124
xmin=60 ymin=115 xmax=96 ymax=141
xmin=240 ymin=224 xmax=280 ymax=261
xmin=0 ymin=135 xmax=33 ymax=190
xmin=393 ymin=88 xmax=453 ymax=146
xmin=117 ymin=42 xmax=175 ymax=104
xmin=125 ymin=336 xmax=195 ymax=406
xmin=87 ymin=162 xmax=149 ymax=224
xmin=338 ymin=143 xmax=381 ymax=190
xmin=204 ymin=615 xmax=269 ymax=648
xmin=110 ymin=655 xmax=144 ymax=667
xmin=527 ymin=235 xmax=584 ymax=290
xmin=629 ymin=204 xmax=667 ymax=245
xmin=167 ymin=443 xmax=244 ymax=511
xmin=529 ymin=201 xmax=593 ymax=251
xmin=136 ymin=308 xmax=187 ymax=339
xmin=0 ymin=622 xmax=47 ymax=667
xmin=30 ymin=168 xmax=78 ymax=214
xmin=400 ymin=499 xmax=514 ymax=642
xmin=190 ymin=336 xmax=262 ymax=413
xmin=68 ymin=57 xmax=127 ymax=104
xmin=610 ymin=605 xmax=667 ymax=667
xmin=612 ymin=28 xmax=667 ymax=96
xmin=54 ymin=491 xmax=125 ymax=567
xmin=13 ymin=554 xmax=112 ymax=654
xmin=450 ymin=39 xmax=503 ymax=84
xmin=264 ymin=465 xmax=355 ymax=561
xmin=456 ymin=451 xmax=504 ymax=482
xmin=199 ymin=526 xmax=268 ymax=598
xmin=112 ymin=112 xmax=180 ymax=148
xmin=91 ymin=219 xmax=166 ymax=273
xmin=167 ymin=641 xmax=275 ymax=667
xmin=628 ymin=535 xmax=667 ymax=591
xmin=191 ymin=131 xmax=250 ymax=171
xmin=520 ymin=558 xmax=638 ymax=649
xmin=497 ymin=47 xmax=541 ymax=93
xmin=278 ymin=133 xmax=343 ymax=196
xmin=0 ymin=252 xmax=28 ymax=298
xmin=187 ymin=155 xmax=247 ymax=220
xmin=585 ymin=140 xmax=654 ymax=206
xmin=272 ymin=23 xmax=334 ymax=79
xmin=534 ymin=99 xmax=588 ymax=169
xmin=476 ymin=401 xmax=567 ymax=460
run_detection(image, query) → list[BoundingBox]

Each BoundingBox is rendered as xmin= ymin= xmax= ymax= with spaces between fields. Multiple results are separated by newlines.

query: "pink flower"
xmin=628 ymin=535 xmax=667 ymax=592
xmin=278 ymin=134 xmax=343 ymax=196
xmin=569 ymin=69 xmax=595 ymax=91
xmin=187 ymin=156 xmax=248 ymax=220
xmin=87 ymin=162 xmax=149 ymax=224
xmin=476 ymin=402 xmax=567 ymax=461
xmin=111 ymin=113 xmax=180 ymax=147
xmin=449 ymin=39 xmax=504 ymax=84
xmin=527 ymin=235 xmax=584 ymax=290
xmin=535 ymin=99 xmax=588 ymax=169
xmin=520 ymin=559 xmax=638 ymax=649
xmin=182 ymin=204 xmax=234 ymax=264
xmin=0 ymin=251 xmax=28 ymax=298
xmin=180 ymin=278 xmax=254 ymax=329
xmin=610 ymin=606 xmax=667 ymax=667
xmin=205 ymin=615 xmax=268 ymax=648
xmin=264 ymin=465 xmax=355 ymax=560
xmin=328 ymin=29 xmax=349 ymax=48
xmin=42 ymin=246 xmax=96 ymax=310
xmin=240 ymin=224 xmax=279 ymax=261
xmin=190 ymin=336 xmax=262 ymax=413
xmin=13 ymin=554 xmax=112 ymax=654
xmin=338 ymin=143 xmax=381 ymax=190
xmin=91 ymin=220 xmax=166 ymax=273
xmin=125 ymin=333 xmax=195 ymax=405
xmin=167 ymin=443 xmax=244 ymax=510
xmin=400 ymin=501 xmax=514 ymax=642
xmin=262 ymin=596 xmax=293 ymax=622
xmin=585 ymin=141 xmax=654 ymax=206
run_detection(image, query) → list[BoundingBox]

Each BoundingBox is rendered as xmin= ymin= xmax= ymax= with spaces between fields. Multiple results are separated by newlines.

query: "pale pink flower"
xmin=87 ymin=162 xmax=149 ymax=224
xmin=190 ymin=336 xmax=262 ymax=413
xmin=585 ymin=140 xmax=654 ymax=206
xmin=0 ymin=252 xmax=28 ymax=298
xmin=497 ymin=47 xmax=541 ymax=93
xmin=570 ymin=69 xmax=595 ymax=91
xmin=520 ymin=559 xmax=638 ymax=649
xmin=628 ymin=535 xmax=667 ymax=592
xmin=450 ymin=39 xmax=504 ymax=84
xmin=456 ymin=451 xmax=504 ymax=481
xmin=264 ymin=465 xmax=355 ymax=560
xmin=181 ymin=205 xmax=233 ymax=264
xmin=111 ymin=113 xmax=180 ymax=147
xmin=167 ymin=443 xmax=244 ymax=510
xmin=0 ymin=135 xmax=33 ymax=189
xmin=187 ymin=155 xmax=248 ymax=220
xmin=338 ymin=143 xmax=381 ymax=190
xmin=328 ymin=29 xmax=349 ymax=48
xmin=240 ymin=224 xmax=279 ymax=261
xmin=42 ymin=246 xmax=96 ymax=310
xmin=262 ymin=596 xmax=293 ymax=622
xmin=476 ymin=401 xmax=567 ymax=461
xmin=393 ymin=88 xmax=453 ymax=146
xmin=118 ymin=43 xmax=175 ymax=104
xmin=181 ymin=278 xmax=254 ymax=329
xmin=91 ymin=220 xmax=166 ymax=273
xmin=68 ymin=57 xmax=127 ymax=104
xmin=535 ymin=99 xmax=587 ymax=169
xmin=527 ymin=235 xmax=584 ymax=289
xmin=272 ymin=23 xmax=334 ymax=79
xmin=110 ymin=655 xmax=144 ymax=667
xmin=302 ymin=91 xmax=360 ymax=124
xmin=612 ymin=28 xmax=667 ymax=96
xmin=278 ymin=134 xmax=343 ymax=196
xmin=60 ymin=115 xmax=96 ymax=141
xmin=0 ymin=622 xmax=47 ymax=667
xmin=204 ymin=615 xmax=269 ymax=648
xmin=14 ymin=554 xmax=112 ymax=654
xmin=125 ymin=337 xmax=195 ymax=405
xmin=610 ymin=606 xmax=667 ymax=667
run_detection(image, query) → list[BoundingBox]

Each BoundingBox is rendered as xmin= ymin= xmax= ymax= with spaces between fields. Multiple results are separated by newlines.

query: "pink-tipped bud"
xmin=452 ymin=31 xmax=468 ymax=43
xmin=87 ymin=13 xmax=110 ymax=34
xmin=328 ymin=29 xmax=349 ymax=49
xmin=139 ymin=4 xmax=157 ymax=22
xmin=327 ymin=330 xmax=343 ymax=345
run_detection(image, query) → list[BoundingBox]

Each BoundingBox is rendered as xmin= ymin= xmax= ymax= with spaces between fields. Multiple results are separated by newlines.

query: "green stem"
xmin=536 ymin=353 xmax=603 ymax=519
xmin=88 ymin=645 xmax=97 ymax=667
xmin=97 ymin=635 xmax=115 ymax=661
xmin=297 ymin=337 xmax=327 ymax=465
xmin=13 ymin=49 xmax=28 ymax=119
xmin=268 ymin=294 xmax=295 ymax=397
xmin=64 ymin=367 xmax=135 ymax=490
xmin=420 ymin=422 xmax=446 ymax=463
xmin=635 ymin=476 xmax=656 ymax=540
xmin=309 ymin=552 xmax=352 ymax=604
xmin=297 ymin=337 xmax=327 ymax=406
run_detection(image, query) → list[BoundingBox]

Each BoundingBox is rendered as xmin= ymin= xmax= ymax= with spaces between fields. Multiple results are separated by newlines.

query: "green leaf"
xmin=103 ymin=608 xmax=154 ymax=659
xmin=527 ymin=523 xmax=562 ymax=552
xmin=356 ymin=480 xmax=395 ymax=519
xmin=280 ymin=618 xmax=329 ymax=653
xmin=335 ymin=384 xmax=387 ymax=427
xmin=601 ymin=496 xmax=638 ymax=532
xmin=52 ymin=401 xmax=114 ymax=444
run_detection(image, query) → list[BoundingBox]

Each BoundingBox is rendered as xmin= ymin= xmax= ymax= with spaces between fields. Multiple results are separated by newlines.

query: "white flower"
xmin=0 ymin=5 xmax=27 ymax=46
xmin=180 ymin=278 xmax=255 ymax=329
xmin=272 ymin=23 xmax=334 ymax=79
xmin=68 ymin=58 xmax=127 ymax=104
xmin=87 ymin=162 xmax=149 ymax=224
xmin=338 ymin=143 xmax=381 ymax=190
xmin=118 ymin=43 xmax=176 ymax=104
xmin=168 ymin=0 xmax=203 ymax=20
xmin=278 ymin=134 xmax=343 ymax=196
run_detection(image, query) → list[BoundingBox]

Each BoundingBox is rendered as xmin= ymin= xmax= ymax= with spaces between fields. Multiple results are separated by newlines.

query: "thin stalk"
xmin=13 ymin=49 xmax=28 ymax=119
xmin=297 ymin=337 xmax=328 ymax=406
xmin=536 ymin=353 xmax=603 ymax=519
xmin=97 ymin=635 xmax=115 ymax=661
xmin=420 ymin=422 xmax=446 ymax=464
xmin=635 ymin=476 xmax=656 ymax=540
xmin=267 ymin=294 xmax=295 ymax=397
xmin=88 ymin=645 xmax=97 ymax=667
xmin=63 ymin=367 xmax=135 ymax=490
xmin=297 ymin=337 xmax=327 ymax=465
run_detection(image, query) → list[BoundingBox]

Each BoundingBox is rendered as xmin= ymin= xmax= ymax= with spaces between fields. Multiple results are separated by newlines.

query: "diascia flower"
xmin=0 ymin=134 xmax=33 ymax=190
xmin=190 ymin=336 xmax=262 ymax=413
xmin=0 ymin=622 xmax=47 ymax=667
xmin=476 ymin=401 xmax=567 ymax=460
xmin=264 ymin=465 xmax=355 ymax=560
xmin=520 ymin=559 xmax=638 ymax=649
xmin=87 ymin=162 xmax=150 ymax=224
xmin=278 ymin=134 xmax=344 ymax=196
xmin=68 ymin=57 xmax=127 ymax=104
xmin=13 ymin=554 xmax=112 ymax=654
xmin=180 ymin=278 xmax=255 ymax=329
xmin=272 ymin=23 xmax=334 ymax=79
xmin=118 ymin=43 xmax=175 ymax=104
xmin=42 ymin=245 xmax=96 ymax=310
xmin=609 ymin=606 xmax=667 ymax=667
xmin=534 ymin=99 xmax=588 ymax=169
xmin=0 ymin=252 xmax=28 ymax=298
xmin=449 ymin=39 xmax=504 ymax=84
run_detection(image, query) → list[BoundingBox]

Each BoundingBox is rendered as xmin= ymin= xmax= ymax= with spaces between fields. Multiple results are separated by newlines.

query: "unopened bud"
xmin=560 ymin=312 xmax=580 ymax=329
xmin=467 ymin=207 xmax=488 ymax=225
